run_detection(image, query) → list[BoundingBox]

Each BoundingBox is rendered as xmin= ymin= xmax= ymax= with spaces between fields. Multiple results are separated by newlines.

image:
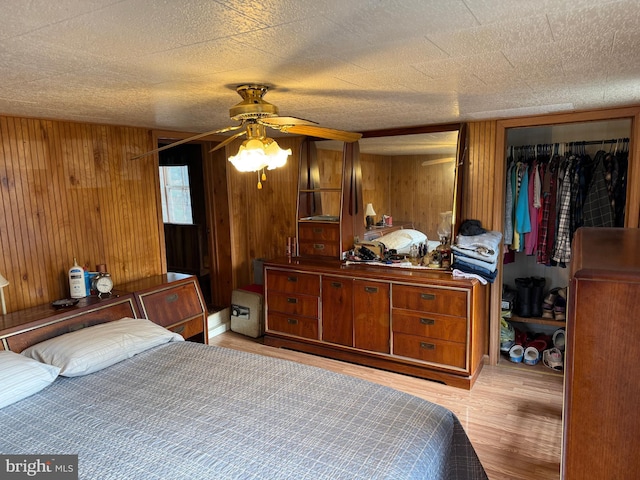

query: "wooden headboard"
xmin=0 ymin=295 xmax=139 ymax=353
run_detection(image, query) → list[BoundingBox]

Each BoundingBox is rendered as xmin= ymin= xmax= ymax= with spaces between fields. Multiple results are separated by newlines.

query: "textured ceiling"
xmin=1 ymin=0 xmax=639 ymax=138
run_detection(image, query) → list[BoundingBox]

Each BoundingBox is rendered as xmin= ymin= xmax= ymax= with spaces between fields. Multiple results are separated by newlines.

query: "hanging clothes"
xmin=583 ymin=150 xmax=614 ymax=227
xmin=524 ymin=160 xmax=541 ymax=255
xmin=504 ymin=158 xmax=515 ymax=246
xmin=504 ymin=138 xmax=629 ymax=267
xmin=513 ymin=162 xmax=531 ymax=252
xmin=552 ymin=155 xmax=575 ymax=265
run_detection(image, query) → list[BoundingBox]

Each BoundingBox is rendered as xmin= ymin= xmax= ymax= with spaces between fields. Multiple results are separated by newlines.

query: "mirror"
xmin=314 ymin=124 xmax=464 ymax=244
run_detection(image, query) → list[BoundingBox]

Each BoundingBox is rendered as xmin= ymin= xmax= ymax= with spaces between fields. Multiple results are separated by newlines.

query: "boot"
xmin=515 ymin=277 xmax=533 ymax=317
xmin=530 ymin=277 xmax=546 ymax=318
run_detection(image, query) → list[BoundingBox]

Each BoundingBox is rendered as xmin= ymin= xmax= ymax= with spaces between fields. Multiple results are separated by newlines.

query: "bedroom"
xmin=1 ymin=1 xmax=640 ymax=479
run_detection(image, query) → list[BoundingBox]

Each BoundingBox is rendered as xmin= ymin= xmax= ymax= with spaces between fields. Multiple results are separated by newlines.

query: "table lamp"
xmin=0 ymin=273 xmax=8 ymax=315
xmin=365 ymin=203 xmax=376 ymax=229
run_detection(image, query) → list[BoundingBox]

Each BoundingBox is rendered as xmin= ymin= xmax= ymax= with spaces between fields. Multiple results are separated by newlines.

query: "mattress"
xmin=0 ymin=342 xmax=487 ymax=480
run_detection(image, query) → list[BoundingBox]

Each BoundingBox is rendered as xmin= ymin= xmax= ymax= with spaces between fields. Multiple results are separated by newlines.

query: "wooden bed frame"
xmin=0 ymin=273 xmax=208 ymax=352
xmin=0 ymin=294 xmax=139 ymax=352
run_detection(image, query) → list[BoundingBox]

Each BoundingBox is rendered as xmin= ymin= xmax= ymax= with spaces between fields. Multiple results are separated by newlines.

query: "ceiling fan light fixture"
xmin=228 ymin=135 xmax=291 ymax=173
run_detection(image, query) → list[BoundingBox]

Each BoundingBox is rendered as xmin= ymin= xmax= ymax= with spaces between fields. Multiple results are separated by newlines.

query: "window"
xmin=159 ymin=166 xmax=194 ymax=224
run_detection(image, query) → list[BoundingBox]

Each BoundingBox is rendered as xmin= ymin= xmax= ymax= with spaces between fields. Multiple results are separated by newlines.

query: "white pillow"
xmin=378 ymin=229 xmax=428 ymax=253
xmin=0 ymin=350 xmax=60 ymax=409
xmin=21 ymin=317 xmax=184 ymax=377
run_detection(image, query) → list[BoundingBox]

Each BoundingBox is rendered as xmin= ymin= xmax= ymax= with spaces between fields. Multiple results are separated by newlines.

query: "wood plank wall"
xmin=0 ymin=115 xmax=160 ymax=312
xmin=4 ymin=109 xmax=634 ymax=323
xmin=225 ymin=135 xmax=303 ymax=289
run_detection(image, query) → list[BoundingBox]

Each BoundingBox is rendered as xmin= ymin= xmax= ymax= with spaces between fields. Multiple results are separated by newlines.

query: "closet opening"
xmin=499 ymin=118 xmax=632 ymax=373
xmin=490 ymin=106 xmax=640 ymax=368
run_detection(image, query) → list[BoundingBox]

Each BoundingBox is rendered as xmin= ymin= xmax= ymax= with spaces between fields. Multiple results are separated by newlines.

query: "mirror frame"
xmin=359 ymin=122 xmax=467 ymax=242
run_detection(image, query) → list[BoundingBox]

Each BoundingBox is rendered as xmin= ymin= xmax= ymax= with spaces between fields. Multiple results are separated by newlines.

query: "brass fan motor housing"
xmin=229 ymin=84 xmax=279 ymax=120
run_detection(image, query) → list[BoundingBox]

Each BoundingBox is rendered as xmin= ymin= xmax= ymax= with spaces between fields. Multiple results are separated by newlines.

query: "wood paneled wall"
xmin=4 ymin=108 xmax=636 ymax=325
xmin=0 ymin=115 xmax=160 ymax=312
xmin=225 ymin=135 xmax=303 ymax=289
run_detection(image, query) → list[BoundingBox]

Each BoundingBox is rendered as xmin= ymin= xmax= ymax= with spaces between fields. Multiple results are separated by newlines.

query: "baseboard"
xmin=207 ymin=308 xmax=230 ymax=340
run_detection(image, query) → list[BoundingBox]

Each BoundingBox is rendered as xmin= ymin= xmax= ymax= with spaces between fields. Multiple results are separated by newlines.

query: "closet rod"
xmin=510 ymin=137 xmax=629 ymax=148
xmin=563 ymin=137 xmax=629 ymax=146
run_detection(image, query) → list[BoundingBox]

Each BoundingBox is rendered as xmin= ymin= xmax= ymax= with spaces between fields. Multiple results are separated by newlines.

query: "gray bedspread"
xmin=1 ymin=342 xmax=487 ymax=479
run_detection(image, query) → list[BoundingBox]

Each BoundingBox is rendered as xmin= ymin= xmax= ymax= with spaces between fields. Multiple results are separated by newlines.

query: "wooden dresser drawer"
xmin=267 ymin=312 xmax=318 ymax=340
xmin=298 ymin=223 xmax=340 ymax=241
xmin=267 ymin=291 xmax=318 ymax=318
xmin=393 ymin=311 xmax=466 ymax=344
xmin=392 ymin=285 xmax=467 ymax=317
xmin=393 ymin=332 xmax=466 ymax=369
xmin=168 ymin=316 xmax=204 ymax=339
xmin=298 ymin=240 xmax=341 ymax=258
xmin=267 ymin=270 xmax=320 ymax=296
xmin=138 ymin=283 xmax=204 ymax=328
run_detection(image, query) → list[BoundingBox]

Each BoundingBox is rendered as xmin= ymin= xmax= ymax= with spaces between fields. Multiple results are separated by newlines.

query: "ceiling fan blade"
xmin=130 ymin=124 xmax=244 ymax=160
xmin=260 ymin=116 xmax=317 ymax=127
xmin=282 ymin=125 xmax=362 ymax=142
xmin=209 ymin=130 xmax=247 ymax=152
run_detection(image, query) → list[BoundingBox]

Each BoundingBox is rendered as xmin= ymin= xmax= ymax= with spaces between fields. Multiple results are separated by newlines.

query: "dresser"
xmin=264 ymin=257 xmax=487 ymax=389
xmin=562 ymin=228 xmax=640 ymax=478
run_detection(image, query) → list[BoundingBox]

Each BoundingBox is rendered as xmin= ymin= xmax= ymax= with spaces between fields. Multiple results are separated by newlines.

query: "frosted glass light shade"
xmin=228 ymin=137 xmax=291 ymax=172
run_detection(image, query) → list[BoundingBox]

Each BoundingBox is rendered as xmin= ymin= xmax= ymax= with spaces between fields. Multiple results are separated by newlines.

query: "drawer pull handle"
xmin=420 ymin=342 xmax=436 ymax=350
xmin=420 ymin=293 xmax=436 ymax=301
xmin=364 ymin=286 xmax=378 ymax=293
xmin=174 ymin=325 xmax=186 ymax=334
xmin=286 ymin=297 xmax=298 ymax=304
xmin=420 ymin=318 xmax=435 ymax=325
xmin=313 ymin=243 xmax=325 ymax=250
xmin=287 ymin=318 xmax=298 ymax=325
xmin=287 ymin=276 xmax=298 ymax=282
xmin=331 ymin=282 xmax=342 ymax=288
xmin=313 ymin=228 xmax=324 ymax=233
xmin=165 ymin=293 xmax=179 ymax=303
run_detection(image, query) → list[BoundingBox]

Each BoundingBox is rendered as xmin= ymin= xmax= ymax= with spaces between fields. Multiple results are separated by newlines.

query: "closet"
xmin=495 ymin=111 xmax=638 ymax=374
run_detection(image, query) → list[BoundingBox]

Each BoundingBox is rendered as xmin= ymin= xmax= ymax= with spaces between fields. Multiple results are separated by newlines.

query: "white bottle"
xmin=69 ymin=258 xmax=86 ymax=299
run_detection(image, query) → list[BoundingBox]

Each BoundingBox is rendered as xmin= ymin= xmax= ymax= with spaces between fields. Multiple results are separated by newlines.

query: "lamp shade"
xmin=365 ymin=203 xmax=376 ymax=216
xmin=0 ymin=272 xmax=8 ymax=315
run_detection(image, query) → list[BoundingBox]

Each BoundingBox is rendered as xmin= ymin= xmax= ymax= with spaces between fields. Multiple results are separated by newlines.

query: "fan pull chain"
xmin=257 ymin=171 xmax=262 ymax=189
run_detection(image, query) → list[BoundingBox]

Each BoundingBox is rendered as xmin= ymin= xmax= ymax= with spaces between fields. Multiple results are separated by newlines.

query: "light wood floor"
xmin=209 ymin=331 xmax=563 ymax=480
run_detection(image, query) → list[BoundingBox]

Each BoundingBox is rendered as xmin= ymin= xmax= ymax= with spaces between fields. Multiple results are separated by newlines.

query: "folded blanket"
xmin=452 ymin=269 xmax=488 ymax=285
xmin=453 ymin=257 xmax=497 ymax=276
xmin=451 ymin=261 xmax=498 ymax=283
xmin=454 ymin=230 xmax=503 ymax=262
xmin=451 ymin=248 xmax=498 ymax=271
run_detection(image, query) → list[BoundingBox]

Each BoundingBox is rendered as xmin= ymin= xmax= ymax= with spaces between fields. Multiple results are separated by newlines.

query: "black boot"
xmin=515 ymin=277 xmax=533 ymax=317
xmin=530 ymin=277 xmax=546 ymax=317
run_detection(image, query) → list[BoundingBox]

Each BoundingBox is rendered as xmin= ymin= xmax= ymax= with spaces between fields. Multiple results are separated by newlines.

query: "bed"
xmin=1 ymin=312 xmax=487 ymax=479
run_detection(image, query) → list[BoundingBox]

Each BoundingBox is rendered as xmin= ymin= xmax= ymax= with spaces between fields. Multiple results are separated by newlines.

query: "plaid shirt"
xmin=552 ymin=155 xmax=574 ymax=265
xmin=583 ymin=150 xmax=614 ymax=227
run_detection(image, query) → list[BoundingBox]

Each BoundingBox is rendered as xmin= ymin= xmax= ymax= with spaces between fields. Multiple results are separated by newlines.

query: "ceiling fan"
xmin=131 ymin=84 xmax=363 ymax=160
